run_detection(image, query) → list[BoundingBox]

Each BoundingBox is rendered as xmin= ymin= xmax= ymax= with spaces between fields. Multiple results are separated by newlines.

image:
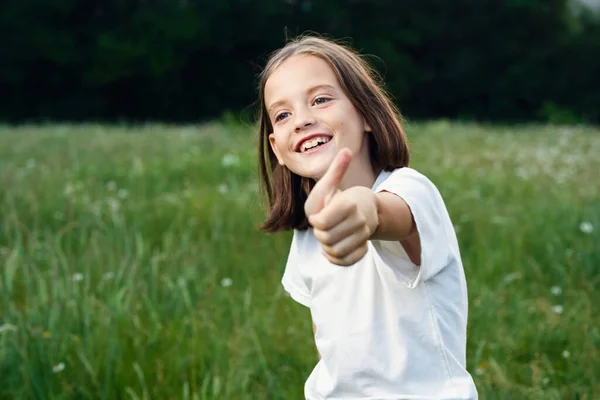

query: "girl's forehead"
xmin=264 ymin=55 xmax=339 ymax=102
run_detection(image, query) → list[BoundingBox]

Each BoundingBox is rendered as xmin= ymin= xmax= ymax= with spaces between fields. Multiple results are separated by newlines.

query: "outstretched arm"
xmin=372 ymin=191 xmax=417 ymax=241
xmin=305 ymin=148 xmax=419 ymax=266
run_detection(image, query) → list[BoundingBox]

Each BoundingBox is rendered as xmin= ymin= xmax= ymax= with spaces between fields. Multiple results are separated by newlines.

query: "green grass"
xmin=0 ymin=120 xmax=598 ymax=399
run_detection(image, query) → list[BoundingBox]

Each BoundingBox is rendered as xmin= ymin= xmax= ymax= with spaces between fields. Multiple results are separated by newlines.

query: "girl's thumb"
xmin=304 ymin=148 xmax=353 ymax=216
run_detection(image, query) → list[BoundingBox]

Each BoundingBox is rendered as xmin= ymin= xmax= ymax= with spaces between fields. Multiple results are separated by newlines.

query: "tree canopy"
xmin=1 ymin=0 xmax=598 ymax=123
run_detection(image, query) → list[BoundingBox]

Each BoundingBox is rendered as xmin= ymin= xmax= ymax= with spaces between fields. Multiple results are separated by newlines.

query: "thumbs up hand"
xmin=304 ymin=149 xmax=379 ymax=266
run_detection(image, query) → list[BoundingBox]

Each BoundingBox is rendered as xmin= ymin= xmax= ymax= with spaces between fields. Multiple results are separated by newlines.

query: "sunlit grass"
xmin=0 ymin=121 xmax=598 ymax=399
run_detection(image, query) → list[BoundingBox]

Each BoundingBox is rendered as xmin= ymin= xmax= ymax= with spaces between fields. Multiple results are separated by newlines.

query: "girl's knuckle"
xmin=314 ymin=228 xmax=323 ymax=239
xmin=329 ymin=246 xmax=343 ymax=258
xmin=313 ymin=228 xmax=323 ymax=240
xmin=356 ymin=214 xmax=367 ymax=226
xmin=323 ymin=234 xmax=334 ymax=245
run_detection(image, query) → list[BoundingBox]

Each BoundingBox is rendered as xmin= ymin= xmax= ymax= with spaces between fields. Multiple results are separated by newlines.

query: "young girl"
xmin=257 ymin=36 xmax=478 ymax=400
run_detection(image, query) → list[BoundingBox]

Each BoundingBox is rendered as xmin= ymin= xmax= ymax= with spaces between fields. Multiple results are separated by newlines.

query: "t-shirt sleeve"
xmin=374 ymin=168 xmax=451 ymax=288
xmin=281 ymin=231 xmax=312 ymax=307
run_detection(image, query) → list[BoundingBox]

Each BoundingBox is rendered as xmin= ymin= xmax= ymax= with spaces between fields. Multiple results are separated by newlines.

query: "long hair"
xmin=257 ymin=35 xmax=410 ymax=233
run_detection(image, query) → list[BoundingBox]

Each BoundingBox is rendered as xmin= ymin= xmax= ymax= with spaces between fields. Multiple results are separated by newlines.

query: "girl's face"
xmin=265 ymin=54 xmax=373 ymax=188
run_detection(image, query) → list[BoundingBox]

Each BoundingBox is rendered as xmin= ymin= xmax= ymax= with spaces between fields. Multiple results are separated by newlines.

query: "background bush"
xmin=1 ymin=0 xmax=599 ymax=123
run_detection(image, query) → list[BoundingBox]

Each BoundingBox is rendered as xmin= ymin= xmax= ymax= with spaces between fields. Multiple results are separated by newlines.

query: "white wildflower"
xmin=52 ymin=362 xmax=65 ymax=373
xmin=551 ymin=286 xmax=562 ymax=296
xmin=221 ymin=277 xmax=233 ymax=288
xmin=542 ymin=377 xmax=550 ymax=385
xmin=64 ymin=183 xmax=76 ymax=196
xmin=221 ymin=154 xmax=239 ymax=167
xmin=117 ymin=189 xmax=129 ymax=199
xmin=217 ymin=184 xmax=229 ymax=194
xmin=103 ymin=272 xmax=115 ymax=280
xmin=579 ymin=221 xmax=593 ymax=234
xmin=109 ymin=199 xmax=120 ymax=212
xmin=72 ymin=273 xmax=84 ymax=282
xmin=551 ymin=305 xmax=564 ymax=314
xmin=562 ymin=350 xmax=570 ymax=359
xmin=106 ymin=181 xmax=117 ymax=191
xmin=502 ymin=272 xmax=521 ymax=284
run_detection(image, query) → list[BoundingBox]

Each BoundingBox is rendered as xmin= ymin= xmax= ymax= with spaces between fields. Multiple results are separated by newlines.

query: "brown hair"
xmin=257 ymin=35 xmax=410 ymax=233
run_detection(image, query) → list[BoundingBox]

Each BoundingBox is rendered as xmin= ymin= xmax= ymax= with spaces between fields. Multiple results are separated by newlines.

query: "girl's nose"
xmin=294 ymin=112 xmax=317 ymax=132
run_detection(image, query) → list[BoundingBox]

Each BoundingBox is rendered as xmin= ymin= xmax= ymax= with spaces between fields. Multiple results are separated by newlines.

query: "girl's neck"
xmin=339 ymin=134 xmax=377 ymax=190
xmin=338 ymin=162 xmax=376 ymax=190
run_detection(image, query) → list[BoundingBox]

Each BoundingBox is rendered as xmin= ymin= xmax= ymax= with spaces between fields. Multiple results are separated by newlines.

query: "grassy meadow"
xmin=0 ymin=120 xmax=599 ymax=399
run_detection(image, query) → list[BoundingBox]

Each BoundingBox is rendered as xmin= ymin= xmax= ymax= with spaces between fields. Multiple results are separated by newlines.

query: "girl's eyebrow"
xmin=267 ymin=84 xmax=336 ymax=114
xmin=306 ymin=84 xmax=336 ymax=95
xmin=267 ymin=100 xmax=286 ymax=114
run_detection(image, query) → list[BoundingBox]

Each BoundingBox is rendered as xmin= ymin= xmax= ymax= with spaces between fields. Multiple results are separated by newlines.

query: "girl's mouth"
xmin=297 ymin=135 xmax=332 ymax=153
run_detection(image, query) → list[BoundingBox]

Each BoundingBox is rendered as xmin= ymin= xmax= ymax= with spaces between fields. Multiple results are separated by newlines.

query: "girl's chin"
xmin=292 ymin=168 xmax=327 ymax=181
xmin=293 ymin=157 xmax=335 ymax=180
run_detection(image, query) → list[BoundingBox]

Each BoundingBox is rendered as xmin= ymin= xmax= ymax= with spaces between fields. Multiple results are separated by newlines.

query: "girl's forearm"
xmin=371 ymin=191 xmax=417 ymax=242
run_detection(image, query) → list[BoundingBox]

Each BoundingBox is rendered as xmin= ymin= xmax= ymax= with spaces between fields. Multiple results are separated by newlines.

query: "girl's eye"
xmin=313 ymin=97 xmax=331 ymax=105
xmin=275 ymin=112 xmax=290 ymax=122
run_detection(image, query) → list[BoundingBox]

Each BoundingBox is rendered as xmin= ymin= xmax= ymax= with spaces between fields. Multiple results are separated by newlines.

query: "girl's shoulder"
xmin=372 ymin=167 xmax=439 ymax=194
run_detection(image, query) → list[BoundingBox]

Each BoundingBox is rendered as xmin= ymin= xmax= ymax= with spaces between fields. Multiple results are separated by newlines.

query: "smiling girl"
xmin=257 ymin=36 xmax=478 ymax=400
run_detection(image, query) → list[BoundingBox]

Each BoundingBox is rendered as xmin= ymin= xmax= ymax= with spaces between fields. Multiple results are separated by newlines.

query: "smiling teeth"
xmin=301 ymin=137 xmax=330 ymax=152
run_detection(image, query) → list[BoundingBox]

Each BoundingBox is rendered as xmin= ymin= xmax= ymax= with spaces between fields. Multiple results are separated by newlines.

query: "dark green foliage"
xmin=1 ymin=0 xmax=598 ymax=123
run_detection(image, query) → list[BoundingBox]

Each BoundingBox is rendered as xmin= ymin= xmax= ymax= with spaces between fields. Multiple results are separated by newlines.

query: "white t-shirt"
xmin=282 ymin=167 xmax=478 ymax=400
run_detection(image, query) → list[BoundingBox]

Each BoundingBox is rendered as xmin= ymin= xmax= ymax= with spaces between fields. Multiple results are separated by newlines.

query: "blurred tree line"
xmin=1 ymin=0 xmax=599 ymax=123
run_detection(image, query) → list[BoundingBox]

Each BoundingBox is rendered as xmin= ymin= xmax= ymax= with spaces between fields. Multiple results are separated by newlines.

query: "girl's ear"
xmin=268 ymin=133 xmax=285 ymax=165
